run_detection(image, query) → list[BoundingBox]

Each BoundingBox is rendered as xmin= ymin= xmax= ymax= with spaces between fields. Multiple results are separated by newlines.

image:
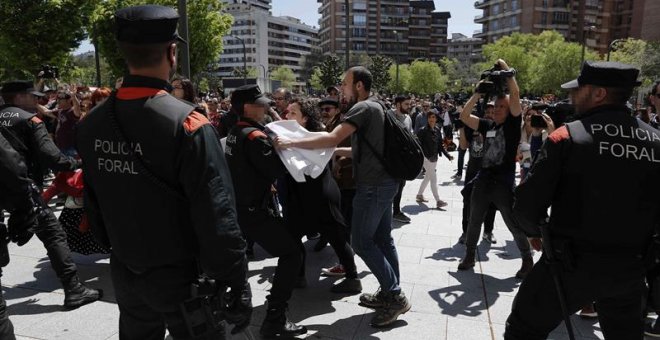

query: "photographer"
xmin=456 ymin=59 xmax=533 ymax=279
xmin=519 ymin=105 xmax=555 ymax=179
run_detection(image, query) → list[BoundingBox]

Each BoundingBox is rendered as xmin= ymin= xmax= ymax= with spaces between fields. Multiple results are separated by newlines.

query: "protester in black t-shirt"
xmin=456 ymin=59 xmax=533 ymax=279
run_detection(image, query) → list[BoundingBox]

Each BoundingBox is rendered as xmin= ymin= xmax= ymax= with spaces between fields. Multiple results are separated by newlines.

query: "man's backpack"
xmin=358 ymin=101 xmax=424 ymax=181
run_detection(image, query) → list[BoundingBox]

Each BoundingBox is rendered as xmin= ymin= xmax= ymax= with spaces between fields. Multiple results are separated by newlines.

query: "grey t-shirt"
xmin=343 ymin=100 xmax=393 ymax=185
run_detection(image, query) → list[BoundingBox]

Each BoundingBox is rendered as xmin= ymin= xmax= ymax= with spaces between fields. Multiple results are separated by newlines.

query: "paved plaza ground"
xmin=3 ymin=153 xmax=626 ymax=339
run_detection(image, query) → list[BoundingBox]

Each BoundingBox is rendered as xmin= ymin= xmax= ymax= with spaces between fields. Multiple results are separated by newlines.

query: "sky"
xmin=75 ymin=1 xmax=480 ymax=54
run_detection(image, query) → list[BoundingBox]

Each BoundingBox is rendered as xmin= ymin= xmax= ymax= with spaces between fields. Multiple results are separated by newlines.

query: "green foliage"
xmin=270 ymin=66 xmax=296 ymax=89
xmin=318 ymin=55 xmax=344 ymax=89
xmin=480 ymin=31 xmax=598 ymax=94
xmin=232 ymin=66 xmax=258 ymax=78
xmin=408 ymin=60 xmax=447 ymax=96
xmin=89 ymin=0 xmax=233 ymax=78
xmin=609 ymin=39 xmax=660 ymax=87
xmin=369 ymin=55 xmax=392 ymax=93
xmin=388 ymin=64 xmax=411 ymax=94
xmin=309 ymin=67 xmax=324 ymax=91
xmin=300 ymin=48 xmax=324 ymax=82
xmin=0 ymin=0 xmax=99 ymax=80
xmin=60 ymin=52 xmax=118 ymax=87
xmin=198 ymin=77 xmax=210 ymax=93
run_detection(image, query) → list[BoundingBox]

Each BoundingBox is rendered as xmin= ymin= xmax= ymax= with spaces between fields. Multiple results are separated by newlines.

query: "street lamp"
xmin=258 ymin=64 xmax=269 ymax=92
xmin=607 ymin=39 xmax=624 ymax=61
xmin=580 ymin=25 xmax=596 ymax=65
xmin=229 ymin=34 xmax=247 ymax=85
xmin=394 ymin=30 xmax=399 ymax=92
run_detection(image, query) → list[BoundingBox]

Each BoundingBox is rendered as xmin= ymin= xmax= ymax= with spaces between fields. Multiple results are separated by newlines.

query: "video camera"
xmin=476 ymin=64 xmax=517 ymax=98
xmin=38 ymin=65 xmax=59 ymax=79
xmin=529 ymin=102 xmax=575 ymax=129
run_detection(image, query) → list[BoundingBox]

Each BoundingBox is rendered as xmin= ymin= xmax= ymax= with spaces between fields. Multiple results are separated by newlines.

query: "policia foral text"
xmin=76 ymin=5 xmax=250 ymax=339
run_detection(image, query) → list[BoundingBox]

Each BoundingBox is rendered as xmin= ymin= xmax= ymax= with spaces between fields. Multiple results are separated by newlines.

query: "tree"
xmin=318 ymin=55 xmax=344 ymax=89
xmin=388 ymin=64 xmax=411 ymax=94
xmin=59 ymin=52 xmax=118 ymax=87
xmin=0 ymin=0 xmax=98 ymax=80
xmin=609 ymin=39 xmax=660 ymax=87
xmin=408 ymin=60 xmax=447 ymax=96
xmin=270 ymin=66 xmax=296 ymax=89
xmin=232 ymin=66 xmax=258 ymax=78
xmin=300 ymin=48 xmax=324 ymax=82
xmin=309 ymin=67 xmax=324 ymax=91
xmin=89 ymin=0 xmax=233 ymax=78
xmin=479 ymin=31 xmax=598 ymax=94
xmin=369 ymin=55 xmax=392 ymax=93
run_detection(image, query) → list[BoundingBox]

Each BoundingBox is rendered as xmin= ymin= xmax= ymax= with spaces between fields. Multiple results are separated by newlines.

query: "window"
xmin=492 ymin=4 xmax=500 ymax=15
xmin=353 ymin=14 xmax=366 ymax=26
xmin=353 ymin=1 xmax=366 ymax=10
xmin=511 ymin=16 xmax=518 ymax=26
xmin=511 ymin=0 xmax=518 ymax=10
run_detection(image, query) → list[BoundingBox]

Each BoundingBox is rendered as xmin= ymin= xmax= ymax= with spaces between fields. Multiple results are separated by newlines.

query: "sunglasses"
xmin=321 ymin=106 xmax=336 ymax=112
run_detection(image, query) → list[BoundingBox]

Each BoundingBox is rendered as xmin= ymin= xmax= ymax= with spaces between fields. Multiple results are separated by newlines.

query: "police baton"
xmin=539 ymin=223 xmax=576 ymax=340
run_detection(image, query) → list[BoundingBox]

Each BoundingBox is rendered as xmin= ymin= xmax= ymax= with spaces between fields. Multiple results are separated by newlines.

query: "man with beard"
xmin=274 ymin=66 xmax=411 ymax=328
xmin=507 ymin=61 xmax=660 ymax=340
xmin=391 ymin=95 xmax=413 ymax=223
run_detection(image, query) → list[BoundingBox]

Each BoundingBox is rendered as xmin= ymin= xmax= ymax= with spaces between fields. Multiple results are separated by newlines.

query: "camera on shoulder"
xmin=39 ymin=65 xmax=59 ymax=79
xmin=476 ymin=63 xmax=517 ymax=97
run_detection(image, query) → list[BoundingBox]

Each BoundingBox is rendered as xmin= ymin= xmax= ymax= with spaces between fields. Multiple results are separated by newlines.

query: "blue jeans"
xmin=351 ymin=180 xmax=401 ymax=293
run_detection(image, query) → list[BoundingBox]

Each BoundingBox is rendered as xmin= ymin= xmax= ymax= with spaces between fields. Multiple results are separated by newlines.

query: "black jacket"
xmin=514 ymin=104 xmax=660 ymax=254
xmin=0 ymin=132 xmax=33 ymax=211
xmin=76 ymin=75 xmax=246 ymax=287
xmin=0 ymin=104 xmax=78 ymax=186
xmin=416 ymin=124 xmax=451 ymax=162
xmin=224 ymin=118 xmax=287 ymax=210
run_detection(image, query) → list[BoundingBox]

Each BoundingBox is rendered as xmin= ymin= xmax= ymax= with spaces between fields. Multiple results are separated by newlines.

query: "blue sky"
xmin=76 ymin=1 xmax=480 ymax=54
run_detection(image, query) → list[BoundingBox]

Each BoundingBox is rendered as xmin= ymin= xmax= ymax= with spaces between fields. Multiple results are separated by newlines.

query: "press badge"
xmin=486 ymin=130 xmax=496 ymax=138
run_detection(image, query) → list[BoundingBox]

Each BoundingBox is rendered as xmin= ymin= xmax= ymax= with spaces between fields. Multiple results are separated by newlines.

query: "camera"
xmin=476 ymin=64 xmax=517 ymax=97
xmin=529 ymin=102 xmax=575 ymax=129
xmin=39 ymin=65 xmax=59 ymax=79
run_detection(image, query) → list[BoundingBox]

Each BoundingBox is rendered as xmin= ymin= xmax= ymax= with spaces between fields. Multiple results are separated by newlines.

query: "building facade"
xmin=219 ymin=0 xmax=318 ymax=91
xmin=447 ymin=33 xmax=483 ymax=65
xmin=474 ymin=0 xmax=658 ymax=54
xmin=317 ymin=0 xmax=450 ymax=63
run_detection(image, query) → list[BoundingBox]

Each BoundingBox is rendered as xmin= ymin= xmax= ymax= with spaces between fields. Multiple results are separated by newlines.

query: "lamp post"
xmin=258 ymin=64 xmax=268 ymax=92
xmin=345 ymin=0 xmax=350 ymax=70
xmin=580 ymin=25 xmax=596 ymax=65
xmin=177 ymin=0 xmax=191 ymax=78
xmin=394 ymin=30 xmax=399 ymax=92
xmin=229 ymin=34 xmax=247 ymax=85
xmin=607 ymin=39 xmax=623 ymax=61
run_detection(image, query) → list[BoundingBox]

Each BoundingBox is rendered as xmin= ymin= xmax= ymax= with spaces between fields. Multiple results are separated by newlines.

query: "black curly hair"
xmin=290 ymin=97 xmax=324 ymax=132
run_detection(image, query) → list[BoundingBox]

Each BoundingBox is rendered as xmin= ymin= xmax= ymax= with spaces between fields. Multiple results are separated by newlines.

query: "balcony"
xmin=474 ymin=14 xmax=487 ymax=23
xmin=474 ymin=0 xmax=488 ymax=9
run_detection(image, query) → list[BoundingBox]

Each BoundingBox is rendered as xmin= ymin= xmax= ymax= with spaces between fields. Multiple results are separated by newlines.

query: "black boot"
xmin=63 ymin=276 xmax=103 ymax=309
xmin=260 ymin=302 xmax=307 ymax=338
xmin=458 ymin=248 xmax=476 ymax=270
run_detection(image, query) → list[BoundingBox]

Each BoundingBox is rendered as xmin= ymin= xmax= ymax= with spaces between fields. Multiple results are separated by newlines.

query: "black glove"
xmin=8 ymin=208 xmax=37 ymax=246
xmin=224 ymin=282 xmax=252 ymax=335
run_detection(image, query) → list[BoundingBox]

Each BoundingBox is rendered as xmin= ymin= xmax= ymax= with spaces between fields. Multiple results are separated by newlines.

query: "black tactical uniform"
xmin=507 ymin=62 xmax=660 ymax=340
xmin=0 ymin=81 xmax=101 ymax=309
xmin=0 ymin=132 xmax=38 ymax=340
xmin=224 ymin=85 xmax=307 ymax=338
xmin=76 ymin=6 xmax=249 ymax=340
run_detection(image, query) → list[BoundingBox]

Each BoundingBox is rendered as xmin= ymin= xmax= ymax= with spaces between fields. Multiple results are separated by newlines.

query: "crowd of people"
xmin=1 ymin=4 xmax=660 ymax=340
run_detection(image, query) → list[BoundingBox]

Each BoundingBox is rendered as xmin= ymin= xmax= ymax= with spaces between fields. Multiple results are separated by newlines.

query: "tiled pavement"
xmin=3 ymin=155 xmax=617 ymax=339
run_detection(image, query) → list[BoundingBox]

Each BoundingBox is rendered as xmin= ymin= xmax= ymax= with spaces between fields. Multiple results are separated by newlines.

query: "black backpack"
xmin=358 ymin=101 xmax=424 ymax=180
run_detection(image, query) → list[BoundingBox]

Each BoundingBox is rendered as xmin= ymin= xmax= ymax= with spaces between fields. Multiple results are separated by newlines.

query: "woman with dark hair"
xmin=283 ymin=97 xmax=361 ymax=294
xmin=170 ymin=76 xmax=196 ymax=103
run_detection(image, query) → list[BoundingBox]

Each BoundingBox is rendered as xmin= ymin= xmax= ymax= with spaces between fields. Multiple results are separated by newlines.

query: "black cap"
xmin=319 ymin=97 xmax=339 ymax=107
xmin=561 ymin=61 xmax=641 ymax=89
xmin=231 ymin=85 xmax=270 ymax=115
xmin=0 ymin=81 xmax=45 ymax=97
xmin=115 ymin=5 xmax=185 ymax=44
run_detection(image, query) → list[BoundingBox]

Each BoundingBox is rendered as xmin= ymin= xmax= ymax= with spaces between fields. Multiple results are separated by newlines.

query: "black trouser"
xmin=340 ymin=189 xmax=356 ymax=238
xmin=393 ymin=180 xmax=406 ymax=215
xmin=35 ymin=203 xmax=78 ymax=284
xmin=111 ymin=256 xmax=224 ymax=340
xmin=461 ymin=185 xmax=495 ymax=235
xmin=238 ymin=208 xmax=302 ymax=307
xmin=297 ymin=220 xmax=357 ymax=279
xmin=456 ymin=148 xmax=466 ymax=176
xmin=0 ymin=271 xmax=15 ymax=340
xmin=506 ymin=254 xmax=646 ymax=340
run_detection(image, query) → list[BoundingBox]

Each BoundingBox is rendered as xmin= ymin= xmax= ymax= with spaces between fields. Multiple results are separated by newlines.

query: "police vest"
xmin=550 ymin=105 xmax=660 ymax=252
xmin=76 ymin=91 xmax=199 ymax=268
xmin=0 ymin=105 xmax=42 ymax=180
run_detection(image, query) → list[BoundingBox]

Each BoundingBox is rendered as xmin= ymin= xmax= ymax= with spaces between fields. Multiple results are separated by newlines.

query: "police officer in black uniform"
xmin=224 ymin=84 xmax=307 ymax=338
xmin=0 ymin=133 xmax=41 ymax=340
xmin=0 ymin=81 xmax=102 ymax=309
xmin=75 ymin=5 xmax=250 ymax=339
xmin=506 ymin=61 xmax=660 ymax=339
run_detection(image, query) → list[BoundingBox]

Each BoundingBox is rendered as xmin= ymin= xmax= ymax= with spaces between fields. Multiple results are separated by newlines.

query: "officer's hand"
xmin=528 ymin=237 xmax=543 ymax=252
xmin=224 ymin=282 xmax=252 ymax=335
xmin=8 ymin=208 xmax=37 ymax=246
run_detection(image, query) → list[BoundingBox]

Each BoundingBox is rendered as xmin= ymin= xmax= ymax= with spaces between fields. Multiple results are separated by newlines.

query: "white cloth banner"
xmin=265 ymin=120 xmax=335 ymax=183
